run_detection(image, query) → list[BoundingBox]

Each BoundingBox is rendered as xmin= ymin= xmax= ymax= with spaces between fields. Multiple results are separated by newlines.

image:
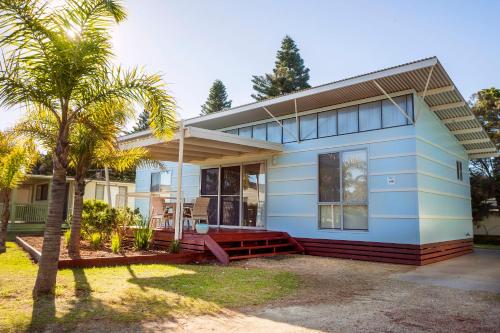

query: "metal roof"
xmin=183 ymin=57 xmax=496 ymax=159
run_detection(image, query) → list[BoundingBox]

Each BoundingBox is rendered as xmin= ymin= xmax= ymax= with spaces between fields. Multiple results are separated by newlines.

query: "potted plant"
xmin=195 ymin=221 xmax=209 ymax=234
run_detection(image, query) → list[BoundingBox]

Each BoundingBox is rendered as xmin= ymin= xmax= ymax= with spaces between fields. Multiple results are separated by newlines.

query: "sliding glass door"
xmin=220 ymin=166 xmax=240 ymax=226
xmin=242 ymin=163 xmax=266 ymax=227
xmin=201 ymin=162 xmax=266 ymax=228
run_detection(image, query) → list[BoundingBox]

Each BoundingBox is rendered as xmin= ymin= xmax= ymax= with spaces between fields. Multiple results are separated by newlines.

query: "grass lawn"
xmin=0 ymin=242 xmax=298 ymax=332
xmin=474 ymin=243 xmax=500 ymax=250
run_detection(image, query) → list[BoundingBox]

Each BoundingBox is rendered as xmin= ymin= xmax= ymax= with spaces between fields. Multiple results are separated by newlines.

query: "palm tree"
xmin=0 ymin=131 xmax=37 ymax=253
xmin=19 ymin=100 xmax=147 ymax=256
xmin=0 ymin=0 xmax=176 ymax=296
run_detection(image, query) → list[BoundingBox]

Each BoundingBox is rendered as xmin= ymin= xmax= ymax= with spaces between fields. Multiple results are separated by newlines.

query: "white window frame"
xmin=317 ymin=148 xmax=369 ymax=231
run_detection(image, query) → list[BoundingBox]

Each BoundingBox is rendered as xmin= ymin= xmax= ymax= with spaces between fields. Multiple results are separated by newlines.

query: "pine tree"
xmin=201 ymin=80 xmax=232 ymax=115
xmin=251 ymin=35 xmax=311 ymax=101
xmin=130 ymin=109 xmax=150 ymax=133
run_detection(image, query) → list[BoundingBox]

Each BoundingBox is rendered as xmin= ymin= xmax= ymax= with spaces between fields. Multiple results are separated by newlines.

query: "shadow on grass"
xmin=28 ymin=267 xmax=186 ymax=332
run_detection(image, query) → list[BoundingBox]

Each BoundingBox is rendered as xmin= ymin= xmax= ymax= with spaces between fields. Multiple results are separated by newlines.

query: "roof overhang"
xmin=118 ymin=126 xmax=283 ymax=163
xmin=183 ymin=57 xmax=497 ymax=159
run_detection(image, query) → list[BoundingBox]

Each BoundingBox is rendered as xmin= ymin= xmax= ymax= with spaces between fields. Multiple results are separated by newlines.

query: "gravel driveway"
xmin=160 ymin=249 xmax=500 ymax=333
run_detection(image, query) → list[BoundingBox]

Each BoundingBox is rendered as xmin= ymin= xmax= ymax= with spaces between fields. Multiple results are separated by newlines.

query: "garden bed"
xmin=16 ymin=236 xmax=203 ymax=269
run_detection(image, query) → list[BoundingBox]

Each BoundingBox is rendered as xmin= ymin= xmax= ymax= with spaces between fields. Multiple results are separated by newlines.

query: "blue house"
xmin=120 ymin=57 xmax=497 ymax=265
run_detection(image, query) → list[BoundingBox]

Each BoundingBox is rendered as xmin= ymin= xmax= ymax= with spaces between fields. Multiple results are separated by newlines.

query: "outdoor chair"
xmin=183 ymin=197 xmax=210 ymax=230
xmin=149 ymin=197 xmax=166 ymax=229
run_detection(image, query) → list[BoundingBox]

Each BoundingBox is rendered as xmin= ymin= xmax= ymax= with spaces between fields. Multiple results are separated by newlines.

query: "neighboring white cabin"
xmin=128 ymin=57 xmax=496 ymax=247
xmin=3 ymin=175 xmax=136 ymax=226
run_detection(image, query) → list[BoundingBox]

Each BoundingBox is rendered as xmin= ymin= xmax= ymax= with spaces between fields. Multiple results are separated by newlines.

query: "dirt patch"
xmin=20 ymin=236 xmax=169 ymax=259
xmin=135 ymin=255 xmax=500 ymax=333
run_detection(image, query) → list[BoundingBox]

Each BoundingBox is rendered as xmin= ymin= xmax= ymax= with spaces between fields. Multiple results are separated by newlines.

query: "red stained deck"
xmin=128 ymin=227 xmax=304 ymax=264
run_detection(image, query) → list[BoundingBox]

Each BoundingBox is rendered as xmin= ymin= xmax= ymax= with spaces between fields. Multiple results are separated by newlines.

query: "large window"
xmin=318 ymin=150 xmax=368 ymax=230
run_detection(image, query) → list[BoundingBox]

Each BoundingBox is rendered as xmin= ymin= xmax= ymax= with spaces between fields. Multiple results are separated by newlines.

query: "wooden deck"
xmin=125 ymin=228 xmax=472 ymax=266
xmin=127 ymin=228 xmax=304 ymax=265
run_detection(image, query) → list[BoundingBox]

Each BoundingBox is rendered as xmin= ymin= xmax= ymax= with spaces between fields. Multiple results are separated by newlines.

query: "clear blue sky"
xmin=1 ymin=0 xmax=499 ymax=129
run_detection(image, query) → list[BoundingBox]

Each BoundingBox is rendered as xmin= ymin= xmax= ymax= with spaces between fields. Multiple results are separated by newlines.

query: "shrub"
xmin=81 ymin=200 xmax=115 ymax=240
xmin=89 ymin=232 xmax=103 ymax=250
xmin=111 ymin=232 xmax=121 ymax=254
xmin=133 ymin=217 xmax=152 ymax=251
xmin=64 ymin=229 xmax=71 ymax=247
xmin=114 ymin=207 xmax=142 ymax=236
xmin=169 ymin=240 xmax=181 ymax=253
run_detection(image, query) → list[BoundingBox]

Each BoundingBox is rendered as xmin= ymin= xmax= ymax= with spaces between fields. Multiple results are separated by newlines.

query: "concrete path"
xmin=395 ymin=248 xmax=500 ymax=293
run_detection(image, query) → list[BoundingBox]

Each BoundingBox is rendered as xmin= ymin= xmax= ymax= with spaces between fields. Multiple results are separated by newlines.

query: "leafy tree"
xmin=251 ymin=35 xmax=310 ymax=101
xmin=201 ymin=80 xmax=232 ymax=115
xmin=469 ymin=88 xmax=500 ymax=227
xmin=130 ymin=109 xmax=150 ymax=132
xmin=0 ymin=131 xmax=37 ymax=253
xmin=0 ymin=0 xmax=176 ymax=296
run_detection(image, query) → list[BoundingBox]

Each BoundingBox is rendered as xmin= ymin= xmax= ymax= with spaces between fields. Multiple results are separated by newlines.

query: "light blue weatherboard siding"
xmin=414 ymin=96 xmax=472 ymax=243
xmin=265 ymin=124 xmax=419 ymax=244
xmin=135 ymin=92 xmax=473 ymax=245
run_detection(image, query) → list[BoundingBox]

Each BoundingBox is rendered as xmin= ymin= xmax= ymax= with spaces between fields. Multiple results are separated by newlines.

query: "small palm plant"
xmin=111 ymin=232 xmax=121 ymax=254
xmin=0 ymin=131 xmax=37 ymax=253
xmin=133 ymin=217 xmax=153 ymax=251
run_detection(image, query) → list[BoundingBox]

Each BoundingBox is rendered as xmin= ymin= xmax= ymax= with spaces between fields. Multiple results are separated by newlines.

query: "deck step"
xmin=222 ymin=243 xmax=294 ymax=251
xmin=229 ymin=251 xmax=299 ymax=260
xmin=215 ymin=235 xmax=290 ymax=244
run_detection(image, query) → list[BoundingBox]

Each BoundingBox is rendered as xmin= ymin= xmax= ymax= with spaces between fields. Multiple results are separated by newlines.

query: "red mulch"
xmin=20 ymin=236 xmax=169 ymax=260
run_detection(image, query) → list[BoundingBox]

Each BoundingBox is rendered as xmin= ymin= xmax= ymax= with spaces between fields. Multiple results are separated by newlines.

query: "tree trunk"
xmin=0 ymin=189 xmax=11 ymax=253
xmin=67 ymin=177 xmax=85 ymax=257
xmin=33 ymin=125 xmax=69 ymax=297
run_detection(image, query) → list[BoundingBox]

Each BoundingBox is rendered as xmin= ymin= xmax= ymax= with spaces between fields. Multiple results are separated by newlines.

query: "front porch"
xmin=125 ymin=227 xmax=304 ymax=264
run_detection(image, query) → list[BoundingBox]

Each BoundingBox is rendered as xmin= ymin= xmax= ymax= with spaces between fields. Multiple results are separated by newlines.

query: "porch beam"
xmin=147 ymin=148 xmax=216 ymax=160
xmin=186 ymin=137 xmax=256 ymax=153
xmin=372 ymin=80 xmax=413 ymax=124
xmin=441 ymin=115 xmax=476 ymax=124
xmin=147 ymin=146 xmax=223 ymax=159
xmin=430 ymin=101 xmax=466 ymax=112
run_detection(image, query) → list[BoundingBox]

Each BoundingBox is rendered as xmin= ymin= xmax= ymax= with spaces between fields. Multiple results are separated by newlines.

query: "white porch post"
xmin=104 ymin=166 xmax=112 ymax=206
xmin=174 ymin=121 xmax=185 ymax=241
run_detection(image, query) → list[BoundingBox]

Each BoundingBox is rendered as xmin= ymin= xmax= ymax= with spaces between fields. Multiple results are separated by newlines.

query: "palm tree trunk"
xmin=33 ymin=127 xmax=69 ymax=297
xmin=0 ymin=189 xmax=11 ymax=253
xmin=67 ymin=177 xmax=85 ymax=257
